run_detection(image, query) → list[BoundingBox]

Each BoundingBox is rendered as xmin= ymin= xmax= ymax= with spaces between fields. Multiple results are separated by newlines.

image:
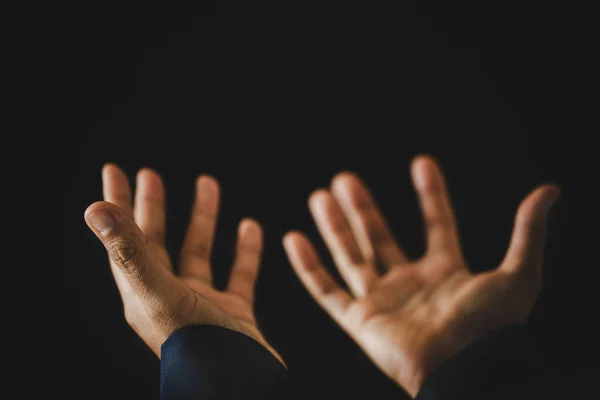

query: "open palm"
xmin=284 ymin=156 xmax=558 ymax=396
xmin=87 ymin=164 xmax=282 ymax=364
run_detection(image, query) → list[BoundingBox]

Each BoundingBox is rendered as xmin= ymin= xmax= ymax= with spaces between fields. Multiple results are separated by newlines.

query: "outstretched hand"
xmin=85 ymin=164 xmax=283 ymax=364
xmin=284 ymin=155 xmax=558 ymax=396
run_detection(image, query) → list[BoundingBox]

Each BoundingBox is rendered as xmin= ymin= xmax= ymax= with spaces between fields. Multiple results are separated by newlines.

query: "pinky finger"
xmin=501 ymin=184 xmax=560 ymax=279
xmin=283 ymin=231 xmax=353 ymax=327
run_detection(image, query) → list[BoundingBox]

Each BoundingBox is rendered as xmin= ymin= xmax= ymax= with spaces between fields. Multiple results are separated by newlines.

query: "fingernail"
xmin=88 ymin=211 xmax=115 ymax=236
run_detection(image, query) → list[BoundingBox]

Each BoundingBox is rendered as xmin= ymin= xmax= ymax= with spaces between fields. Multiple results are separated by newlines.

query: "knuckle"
xmin=108 ymin=238 xmax=142 ymax=275
xmin=238 ymin=242 xmax=261 ymax=256
xmin=183 ymin=241 xmax=211 ymax=260
xmin=365 ymin=221 xmax=388 ymax=244
xmin=426 ymin=214 xmax=454 ymax=230
xmin=345 ymin=246 xmax=365 ymax=266
xmin=352 ymin=195 xmax=373 ymax=212
xmin=421 ymin=182 xmax=444 ymax=196
xmin=146 ymin=231 xmax=165 ymax=245
xmin=234 ymin=267 xmax=257 ymax=283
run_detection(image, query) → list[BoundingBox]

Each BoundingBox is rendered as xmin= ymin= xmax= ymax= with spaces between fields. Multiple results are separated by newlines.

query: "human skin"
xmin=84 ymin=165 xmax=284 ymax=365
xmin=283 ymin=155 xmax=559 ymax=397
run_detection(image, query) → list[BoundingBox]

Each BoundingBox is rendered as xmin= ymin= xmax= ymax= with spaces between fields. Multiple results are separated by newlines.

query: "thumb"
xmin=84 ymin=201 xmax=185 ymax=307
xmin=501 ymin=184 xmax=560 ymax=278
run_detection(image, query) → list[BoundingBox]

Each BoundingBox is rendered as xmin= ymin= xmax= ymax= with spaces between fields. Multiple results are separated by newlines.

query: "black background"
xmin=63 ymin=2 xmax=597 ymax=399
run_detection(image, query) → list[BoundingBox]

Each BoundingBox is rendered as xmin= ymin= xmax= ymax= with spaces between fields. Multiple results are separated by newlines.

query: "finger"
xmin=309 ymin=190 xmax=378 ymax=297
xmin=226 ymin=219 xmax=263 ymax=304
xmin=331 ymin=172 xmax=408 ymax=271
xmin=411 ymin=155 xmax=461 ymax=257
xmin=101 ymin=164 xmax=136 ymax=296
xmin=501 ymin=185 xmax=560 ymax=279
xmin=283 ymin=231 xmax=353 ymax=327
xmin=102 ymin=164 xmax=133 ymax=217
xmin=84 ymin=201 xmax=187 ymax=310
xmin=180 ymin=175 xmax=220 ymax=283
xmin=134 ymin=168 xmax=171 ymax=270
xmin=134 ymin=168 xmax=166 ymax=246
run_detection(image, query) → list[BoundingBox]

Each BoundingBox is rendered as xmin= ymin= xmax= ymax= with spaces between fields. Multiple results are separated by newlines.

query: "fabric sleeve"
xmin=160 ymin=325 xmax=291 ymax=400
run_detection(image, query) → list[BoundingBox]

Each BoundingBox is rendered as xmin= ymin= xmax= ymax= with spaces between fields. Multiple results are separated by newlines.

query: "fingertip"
xmin=197 ymin=174 xmax=218 ymax=188
xmin=239 ymin=218 xmax=262 ymax=236
xmin=541 ymin=183 xmax=561 ymax=200
xmin=102 ymin=164 xmax=113 ymax=180
xmin=283 ymin=231 xmax=303 ymax=267
xmin=236 ymin=219 xmax=263 ymax=251
xmin=283 ymin=231 xmax=315 ymax=255
xmin=411 ymin=154 xmax=443 ymax=191
xmin=331 ymin=171 xmax=360 ymax=191
xmin=135 ymin=169 xmax=165 ymax=200
xmin=85 ymin=201 xmax=112 ymax=219
xmin=284 ymin=232 xmax=312 ymax=264
xmin=85 ymin=201 xmax=130 ymax=222
xmin=84 ymin=201 xmax=119 ymax=236
xmin=102 ymin=164 xmax=131 ymax=193
xmin=308 ymin=188 xmax=330 ymax=209
xmin=411 ymin=153 xmax=436 ymax=169
xmin=410 ymin=156 xmax=428 ymax=189
xmin=195 ymin=175 xmax=219 ymax=202
xmin=283 ymin=230 xmax=303 ymax=247
xmin=538 ymin=184 xmax=561 ymax=213
xmin=137 ymin=167 xmax=163 ymax=182
xmin=519 ymin=184 xmax=561 ymax=219
xmin=102 ymin=162 xmax=117 ymax=172
xmin=102 ymin=163 xmax=123 ymax=177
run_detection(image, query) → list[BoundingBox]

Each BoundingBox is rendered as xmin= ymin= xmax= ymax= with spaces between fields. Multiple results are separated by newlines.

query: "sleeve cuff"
xmin=160 ymin=325 xmax=289 ymax=400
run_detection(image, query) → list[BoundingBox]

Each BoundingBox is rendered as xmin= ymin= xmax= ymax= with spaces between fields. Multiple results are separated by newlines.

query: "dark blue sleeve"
xmin=160 ymin=325 xmax=291 ymax=400
xmin=415 ymin=324 xmax=562 ymax=400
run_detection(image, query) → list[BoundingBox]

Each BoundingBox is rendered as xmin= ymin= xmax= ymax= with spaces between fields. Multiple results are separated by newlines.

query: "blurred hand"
xmin=283 ymin=155 xmax=558 ymax=397
xmin=85 ymin=164 xmax=283 ymax=364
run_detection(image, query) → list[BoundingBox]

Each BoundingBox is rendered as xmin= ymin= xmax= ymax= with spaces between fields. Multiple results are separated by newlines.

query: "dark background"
xmin=63 ymin=3 xmax=597 ymax=399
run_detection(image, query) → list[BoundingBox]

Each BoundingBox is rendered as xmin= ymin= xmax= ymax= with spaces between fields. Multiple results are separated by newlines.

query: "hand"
xmin=283 ymin=155 xmax=558 ymax=396
xmin=85 ymin=164 xmax=283 ymax=364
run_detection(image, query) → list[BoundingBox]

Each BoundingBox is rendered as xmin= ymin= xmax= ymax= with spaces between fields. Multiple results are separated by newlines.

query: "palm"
xmin=183 ymin=278 xmax=256 ymax=326
xmin=284 ymin=155 xmax=558 ymax=396
xmin=100 ymin=164 xmax=281 ymax=363
xmin=350 ymin=263 xmax=528 ymax=394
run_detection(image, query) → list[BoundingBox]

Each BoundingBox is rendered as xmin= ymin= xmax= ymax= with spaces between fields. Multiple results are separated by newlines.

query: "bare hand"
xmin=283 ymin=155 xmax=558 ymax=396
xmin=85 ymin=164 xmax=283 ymax=364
